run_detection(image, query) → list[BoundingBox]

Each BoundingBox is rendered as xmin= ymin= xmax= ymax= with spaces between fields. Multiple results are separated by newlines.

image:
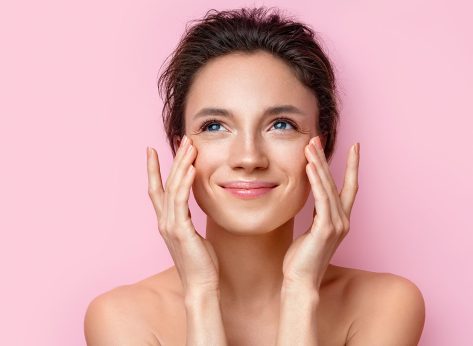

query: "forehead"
xmin=184 ymin=50 xmax=318 ymax=119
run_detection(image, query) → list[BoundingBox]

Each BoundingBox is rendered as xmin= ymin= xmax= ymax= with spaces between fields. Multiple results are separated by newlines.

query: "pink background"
xmin=1 ymin=0 xmax=472 ymax=345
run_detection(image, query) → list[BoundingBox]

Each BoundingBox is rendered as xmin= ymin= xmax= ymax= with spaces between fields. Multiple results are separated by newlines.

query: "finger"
xmin=164 ymin=135 xmax=192 ymax=227
xmin=305 ymin=160 xmax=332 ymax=236
xmin=166 ymin=135 xmax=190 ymax=191
xmin=175 ymin=164 xmax=196 ymax=225
xmin=147 ymin=146 xmax=164 ymax=216
xmin=340 ymin=143 xmax=360 ymax=219
xmin=174 ymin=146 xmax=197 ymax=225
xmin=168 ymin=139 xmax=196 ymax=195
xmin=306 ymin=137 xmax=345 ymax=229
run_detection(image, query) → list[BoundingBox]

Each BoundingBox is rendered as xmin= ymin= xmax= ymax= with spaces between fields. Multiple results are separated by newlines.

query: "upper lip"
xmin=220 ymin=181 xmax=278 ymax=189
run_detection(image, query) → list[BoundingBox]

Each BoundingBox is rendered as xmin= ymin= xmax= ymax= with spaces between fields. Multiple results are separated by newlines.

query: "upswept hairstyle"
xmin=157 ymin=6 xmax=340 ymax=162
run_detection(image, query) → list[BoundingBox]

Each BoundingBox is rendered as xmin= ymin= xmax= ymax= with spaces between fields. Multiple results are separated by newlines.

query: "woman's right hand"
xmin=146 ymin=135 xmax=220 ymax=294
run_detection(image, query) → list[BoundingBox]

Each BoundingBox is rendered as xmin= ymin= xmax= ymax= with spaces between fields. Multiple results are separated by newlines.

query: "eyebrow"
xmin=192 ymin=104 xmax=306 ymax=119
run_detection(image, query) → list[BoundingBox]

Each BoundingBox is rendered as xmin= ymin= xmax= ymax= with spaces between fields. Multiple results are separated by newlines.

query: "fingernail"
xmin=182 ymin=135 xmax=188 ymax=146
xmin=315 ymin=136 xmax=323 ymax=150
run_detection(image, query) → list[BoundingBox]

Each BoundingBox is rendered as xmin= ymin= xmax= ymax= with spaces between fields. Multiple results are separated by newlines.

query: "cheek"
xmin=192 ymin=144 xmax=225 ymax=170
xmin=274 ymin=143 xmax=308 ymax=172
xmin=191 ymin=144 xmax=227 ymax=187
xmin=284 ymin=150 xmax=312 ymax=216
xmin=277 ymin=145 xmax=311 ymax=196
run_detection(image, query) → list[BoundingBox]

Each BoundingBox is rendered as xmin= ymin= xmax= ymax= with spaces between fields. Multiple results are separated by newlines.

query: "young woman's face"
xmin=184 ymin=50 xmax=319 ymax=234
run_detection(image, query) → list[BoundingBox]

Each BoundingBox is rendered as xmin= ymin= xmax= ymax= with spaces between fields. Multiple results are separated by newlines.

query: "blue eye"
xmin=272 ymin=120 xmax=295 ymax=131
xmin=199 ymin=120 xmax=225 ymax=132
xmin=199 ymin=117 xmax=298 ymax=133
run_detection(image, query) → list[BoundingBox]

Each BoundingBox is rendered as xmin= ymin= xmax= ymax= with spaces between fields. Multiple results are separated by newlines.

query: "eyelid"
xmin=198 ymin=118 xmax=227 ymax=132
xmin=198 ymin=117 xmax=299 ymax=132
xmin=272 ymin=117 xmax=298 ymax=130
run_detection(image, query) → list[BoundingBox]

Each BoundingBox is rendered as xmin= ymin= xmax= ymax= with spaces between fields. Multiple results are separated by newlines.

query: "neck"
xmin=205 ymin=216 xmax=294 ymax=310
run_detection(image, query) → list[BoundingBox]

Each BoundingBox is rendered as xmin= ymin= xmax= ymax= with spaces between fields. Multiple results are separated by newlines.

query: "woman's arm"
xmin=276 ymin=275 xmax=425 ymax=346
xmin=276 ymin=283 xmax=320 ymax=346
xmin=185 ymin=287 xmax=228 ymax=346
xmin=275 ymin=138 xmax=360 ymax=345
xmin=147 ymin=140 xmax=228 ymax=344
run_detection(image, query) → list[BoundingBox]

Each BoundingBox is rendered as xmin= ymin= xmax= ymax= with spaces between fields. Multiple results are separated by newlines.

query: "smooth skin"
xmin=282 ymin=135 xmax=359 ymax=291
xmin=84 ymin=51 xmax=425 ymax=345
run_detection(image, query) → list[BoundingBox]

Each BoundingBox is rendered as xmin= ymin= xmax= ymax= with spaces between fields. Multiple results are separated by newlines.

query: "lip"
xmin=219 ymin=181 xmax=278 ymax=199
xmin=220 ymin=181 xmax=278 ymax=189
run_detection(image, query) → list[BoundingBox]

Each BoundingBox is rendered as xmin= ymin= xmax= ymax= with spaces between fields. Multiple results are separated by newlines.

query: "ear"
xmin=172 ymin=135 xmax=183 ymax=152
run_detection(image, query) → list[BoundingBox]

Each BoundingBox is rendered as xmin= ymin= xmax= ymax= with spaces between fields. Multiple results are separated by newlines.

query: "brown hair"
xmin=157 ymin=6 xmax=340 ymax=162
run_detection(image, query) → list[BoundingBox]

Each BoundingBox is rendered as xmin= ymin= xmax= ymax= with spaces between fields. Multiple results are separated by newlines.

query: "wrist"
xmin=281 ymin=280 xmax=320 ymax=302
xmin=184 ymin=286 xmax=221 ymax=307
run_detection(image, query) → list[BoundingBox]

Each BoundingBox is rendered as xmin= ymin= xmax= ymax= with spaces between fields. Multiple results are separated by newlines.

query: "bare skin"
xmin=133 ymin=263 xmax=362 ymax=345
xmin=87 ymin=263 xmax=423 ymax=345
xmin=84 ymin=51 xmax=425 ymax=345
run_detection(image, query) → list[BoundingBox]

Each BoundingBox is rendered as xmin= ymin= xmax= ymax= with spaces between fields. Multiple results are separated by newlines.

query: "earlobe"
xmin=173 ymin=135 xmax=183 ymax=152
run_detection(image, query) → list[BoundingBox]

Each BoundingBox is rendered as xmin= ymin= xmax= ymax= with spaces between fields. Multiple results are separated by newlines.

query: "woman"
xmin=84 ymin=7 xmax=425 ymax=345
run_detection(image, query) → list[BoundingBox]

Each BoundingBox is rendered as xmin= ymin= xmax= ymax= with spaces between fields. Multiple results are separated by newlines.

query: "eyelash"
xmin=199 ymin=117 xmax=299 ymax=133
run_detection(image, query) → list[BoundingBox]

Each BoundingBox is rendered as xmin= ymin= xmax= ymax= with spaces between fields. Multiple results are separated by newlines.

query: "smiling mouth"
xmin=220 ymin=186 xmax=277 ymax=199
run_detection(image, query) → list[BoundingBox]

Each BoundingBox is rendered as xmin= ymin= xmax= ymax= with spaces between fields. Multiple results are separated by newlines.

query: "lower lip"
xmin=222 ymin=187 xmax=276 ymax=199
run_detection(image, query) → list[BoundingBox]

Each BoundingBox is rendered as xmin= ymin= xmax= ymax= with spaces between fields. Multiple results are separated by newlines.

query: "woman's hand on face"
xmin=147 ymin=136 xmax=220 ymax=294
xmin=281 ymin=136 xmax=360 ymax=292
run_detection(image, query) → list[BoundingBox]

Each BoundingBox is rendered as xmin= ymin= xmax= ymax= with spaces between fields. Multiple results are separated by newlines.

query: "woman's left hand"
xmin=281 ymin=135 xmax=360 ymax=292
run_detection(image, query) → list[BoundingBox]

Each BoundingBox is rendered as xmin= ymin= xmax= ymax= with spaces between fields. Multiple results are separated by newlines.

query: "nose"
xmin=228 ymin=133 xmax=269 ymax=173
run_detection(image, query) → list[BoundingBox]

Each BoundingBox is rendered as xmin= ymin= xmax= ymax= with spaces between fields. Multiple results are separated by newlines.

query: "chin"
xmin=214 ymin=220 xmax=281 ymax=235
xmin=209 ymin=207 xmax=294 ymax=235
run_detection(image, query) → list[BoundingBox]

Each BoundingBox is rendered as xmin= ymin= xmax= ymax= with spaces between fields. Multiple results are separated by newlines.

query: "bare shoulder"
xmin=335 ymin=265 xmax=426 ymax=346
xmin=84 ymin=267 xmax=180 ymax=345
